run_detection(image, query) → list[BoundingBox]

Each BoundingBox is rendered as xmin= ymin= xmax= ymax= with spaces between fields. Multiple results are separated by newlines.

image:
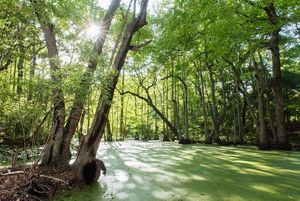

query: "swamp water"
xmin=52 ymin=141 xmax=299 ymax=200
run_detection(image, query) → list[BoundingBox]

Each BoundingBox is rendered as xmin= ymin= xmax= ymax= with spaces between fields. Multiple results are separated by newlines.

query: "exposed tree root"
xmin=0 ymin=159 xmax=106 ymax=200
xmin=0 ymin=166 xmax=72 ymax=200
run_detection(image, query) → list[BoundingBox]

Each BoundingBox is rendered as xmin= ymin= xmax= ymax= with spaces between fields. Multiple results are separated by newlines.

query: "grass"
xmin=55 ymin=140 xmax=300 ymax=201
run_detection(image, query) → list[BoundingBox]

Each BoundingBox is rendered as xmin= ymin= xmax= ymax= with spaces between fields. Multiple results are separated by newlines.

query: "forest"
xmin=0 ymin=0 xmax=299 ymax=200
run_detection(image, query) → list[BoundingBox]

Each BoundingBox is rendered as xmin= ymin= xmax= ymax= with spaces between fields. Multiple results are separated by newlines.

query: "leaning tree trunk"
xmin=264 ymin=3 xmax=288 ymax=149
xmin=31 ymin=0 xmax=66 ymax=166
xmin=72 ymin=0 xmax=149 ymax=184
xmin=32 ymin=0 xmax=121 ymax=167
xmin=39 ymin=24 xmax=66 ymax=166
xmin=56 ymin=0 xmax=121 ymax=166
xmin=121 ymin=88 xmax=180 ymax=142
xmin=34 ymin=0 xmax=121 ymax=167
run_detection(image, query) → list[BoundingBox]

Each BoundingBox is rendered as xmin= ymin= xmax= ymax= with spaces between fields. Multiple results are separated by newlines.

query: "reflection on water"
xmin=55 ymin=140 xmax=300 ymax=201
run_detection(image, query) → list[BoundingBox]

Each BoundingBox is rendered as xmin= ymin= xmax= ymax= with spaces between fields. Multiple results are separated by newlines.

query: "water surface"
xmin=55 ymin=140 xmax=300 ymax=201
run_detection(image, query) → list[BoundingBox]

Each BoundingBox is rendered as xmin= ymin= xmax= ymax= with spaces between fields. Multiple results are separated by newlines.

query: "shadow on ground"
xmin=55 ymin=140 xmax=300 ymax=201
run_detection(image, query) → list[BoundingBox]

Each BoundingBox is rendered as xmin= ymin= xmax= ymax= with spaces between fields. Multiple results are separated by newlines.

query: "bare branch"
xmin=130 ymin=40 xmax=152 ymax=51
xmin=39 ymin=174 xmax=69 ymax=184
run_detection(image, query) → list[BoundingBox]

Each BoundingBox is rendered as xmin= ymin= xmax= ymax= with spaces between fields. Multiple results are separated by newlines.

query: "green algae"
xmin=55 ymin=141 xmax=300 ymax=201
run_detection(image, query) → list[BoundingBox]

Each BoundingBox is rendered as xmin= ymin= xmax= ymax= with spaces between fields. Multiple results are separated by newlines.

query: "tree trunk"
xmin=233 ymin=106 xmax=238 ymax=145
xmin=31 ymin=0 xmax=66 ymax=166
xmin=165 ymin=70 xmax=170 ymax=139
xmin=195 ymin=69 xmax=211 ymax=143
xmin=264 ymin=3 xmax=288 ymax=149
xmin=134 ymin=88 xmax=138 ymax=139
xmin=241 ymin=95 xmax=247 ymax=140
xmin=58 ymin=0 xmax=121 ymax=166
xmin=252 ymin=55 xmax=269 ymax=150
xmin=78 ymin=109 xmax=85 ymax=141
xmin=154 ymin=87 xmax=159 ymax=139
xmin=119 ymin=69 xmax=125 ymax=140
xmin=172 ymin=98 xmax=183 ymax=143
xmin=199 ymin=71 xmax=211 ymax=144
xmin=123 ymin=88 xmax=180 ymax=141
xmin=207 ymin=64 xmax=220 ymax=143
xmin=161 ymin=79 xmax=168 ymax=141
xmin=106 ymin=118 xmax=113 ymax=142
xmin=177 ymin=76 xmax=190 ymax=143
xmin=28 ymin=44 xmax=37 ymax=101
xmin=72 ymin=0 xmax=149 ymax=184
xmin=231 ymin=64 xmax=261 ymax=141
xmin=258 ymin=51 xmax=278 ymax=144
xmin=235 ymin=80 xmax=243 ymax=143
xmin=17 ymin=44 xmax=24 ymax=95
xmin=266 ymin=92 xmax=278 ymax=144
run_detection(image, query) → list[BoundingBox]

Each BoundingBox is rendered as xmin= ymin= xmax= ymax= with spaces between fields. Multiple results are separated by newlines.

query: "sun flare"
xmin=85 ymin=23 xmax=101 ymax=39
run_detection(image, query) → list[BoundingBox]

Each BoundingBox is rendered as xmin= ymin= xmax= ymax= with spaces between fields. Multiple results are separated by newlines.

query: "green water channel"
xmin=49 ymin=141 xmax=299 ymax=200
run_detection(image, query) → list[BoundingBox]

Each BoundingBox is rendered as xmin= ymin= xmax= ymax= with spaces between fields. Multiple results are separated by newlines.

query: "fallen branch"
xmin=39 ymin=174 xmax=69 ymax=184
xmin=0 ymin=170 xmax=24 ymax=176
xmin=0 ymin=170 xmax=68 ymax=184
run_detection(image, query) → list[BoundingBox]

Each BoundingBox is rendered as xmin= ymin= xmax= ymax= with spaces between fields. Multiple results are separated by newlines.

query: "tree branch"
xmin=130 ymin=40 xmax=152 ymax=51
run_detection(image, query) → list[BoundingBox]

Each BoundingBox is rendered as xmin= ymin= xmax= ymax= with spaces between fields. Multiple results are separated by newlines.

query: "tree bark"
xmin=252 ymin=55 xmax=269 ymax=149
xmin=17 ymin=44 xmax=24 ymax=95
xmin=235 ymin=80 xmax=243 ymax=143
xmin=162 ymin=79 xmax=169 ymax=140
xmin=207 ymin=64 xmax=221 ymax=143
xmin=119 ymin=69 xmax=125 ymax=140
xmin=259 ymin=51 xmax=279 ymax=145
xmin=31 ymin=0 xmax=66 ymax=166
xmin=172 ymin=98 xmax=183 ymax=142
xmin=265 ymin=91 xmax=278 ymax=144
xmin=264 ymin=3 xmax=288 ymax=149
xmin=231 ymin=64 xmax=261 ymax=140
xmin=57 ymin=0 xmax=121 ymax=166
xmin=198 ymin=70 xmax=211 ymax=143
xmin=106 ymin=118 xmax=113 ymax=142
xmin=28 ymin=44 xmax=37 ymax=101
xmin=177 ymin=76 xmax=190 ymax=143
xmin=72 ymin=0 xmax=149 ymax=184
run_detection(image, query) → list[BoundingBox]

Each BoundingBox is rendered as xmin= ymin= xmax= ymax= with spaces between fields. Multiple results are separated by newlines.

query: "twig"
xmin=39 ymin=174 xmax=69 ymax=184
xmin=0 ymin=170 xmax=24 ymax=176
xmin=0 ymin=171 xmax=68 ymax=184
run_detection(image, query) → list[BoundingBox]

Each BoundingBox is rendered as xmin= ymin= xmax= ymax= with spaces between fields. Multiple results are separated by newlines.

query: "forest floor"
xmin=55 ymin=140 xmax=300 ymax=201
xmin=0 ymin=164 xmax=72 ymax=200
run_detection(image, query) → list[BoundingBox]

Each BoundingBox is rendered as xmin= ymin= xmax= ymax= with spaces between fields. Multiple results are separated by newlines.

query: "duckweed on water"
xmin=55 ymin=141 xmax=300 ymax=201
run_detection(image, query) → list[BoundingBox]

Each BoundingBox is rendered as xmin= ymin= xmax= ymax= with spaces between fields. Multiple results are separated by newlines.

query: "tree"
xmin=72 ymin=0 xmax=149 ymax=183
xmin=31 ymin=0 xmax=67 ymax=166
xmin=263 ymin=3 xmax=288 ymax=149
xmin=32 ymin=0 xmax=121 ymax=167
